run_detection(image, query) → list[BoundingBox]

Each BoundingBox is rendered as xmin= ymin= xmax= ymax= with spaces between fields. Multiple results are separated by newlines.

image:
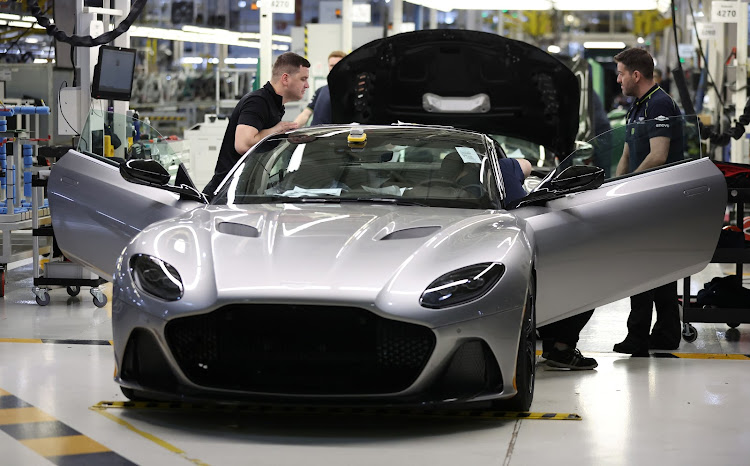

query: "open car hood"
xmin=329 ymin=29 xmax=580 ymax=156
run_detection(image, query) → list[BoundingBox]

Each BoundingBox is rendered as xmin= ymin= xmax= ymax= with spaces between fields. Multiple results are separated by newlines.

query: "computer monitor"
xmin=91 ymin=45 xmax=137 ymax=101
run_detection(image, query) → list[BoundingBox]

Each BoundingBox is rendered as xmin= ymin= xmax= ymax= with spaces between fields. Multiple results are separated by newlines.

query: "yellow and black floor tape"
xmin=0 ymin=388 xmax=135 ymax=465
xmin=0 ymin=338 xmax=112 ymax=345
xmin=93 ymin=400 xmax=582 ymax=421
xmin=536 ymin=349 xmax=750 ymax=360
xmin=651 ymin=352 xmax=750 ymax=360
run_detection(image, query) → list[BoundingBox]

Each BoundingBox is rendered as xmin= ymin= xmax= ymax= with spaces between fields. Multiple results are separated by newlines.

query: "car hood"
xmin=133 ymin=204 xmax=526 ymax=310
xmin=329 ymin=29 xmax=580 ymax=156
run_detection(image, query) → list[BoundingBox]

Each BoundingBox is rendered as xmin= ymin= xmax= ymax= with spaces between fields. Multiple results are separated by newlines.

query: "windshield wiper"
xmin=296 ymin=197 xmax=427 ymax=206
xmin=347 ymin=197 xmax=427 ymax=206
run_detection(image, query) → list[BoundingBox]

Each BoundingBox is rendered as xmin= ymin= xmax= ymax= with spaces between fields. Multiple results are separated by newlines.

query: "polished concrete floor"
xmin=1 ymin=260 xmax=749 ymax=465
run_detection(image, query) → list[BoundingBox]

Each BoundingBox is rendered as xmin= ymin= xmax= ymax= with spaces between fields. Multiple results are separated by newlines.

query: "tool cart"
xmin=31 ymin=170 xmax=108 ymax=307
xmin=681 ymin=186 xmax=750 ymax=341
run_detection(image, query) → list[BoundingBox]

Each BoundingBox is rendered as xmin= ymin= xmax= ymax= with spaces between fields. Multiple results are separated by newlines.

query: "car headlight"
xmin=130 ymin=254 xmax=184 ymax=301
xmin=420 ymin=263 xmax=505 ymax=309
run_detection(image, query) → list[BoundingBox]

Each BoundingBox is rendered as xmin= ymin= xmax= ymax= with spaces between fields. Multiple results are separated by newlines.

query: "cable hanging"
xmin=27 ymin=0 xmax=148 ymax=48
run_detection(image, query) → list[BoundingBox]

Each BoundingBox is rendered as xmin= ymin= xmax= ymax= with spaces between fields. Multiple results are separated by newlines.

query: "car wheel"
xmin=492 ymin=278 xmax=536 ymax=412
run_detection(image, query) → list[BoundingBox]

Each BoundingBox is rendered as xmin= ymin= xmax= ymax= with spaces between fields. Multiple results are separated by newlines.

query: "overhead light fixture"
xmin=406 ymin=0 xmax=552 ymax=10
xmin=130 ymin=26 xmax=289 ymax=50
xmin=405 ymin=0 xmax=667 ymax=11
xmin=182 ymin=25 xmax=292 ymax=43
xmin=583 ymin=41 xmax=627 ymax=49
xmin=547 ymin=45 xmax=561 ymax=54
xmin=225 ymin=57 xmax=259 ymax=65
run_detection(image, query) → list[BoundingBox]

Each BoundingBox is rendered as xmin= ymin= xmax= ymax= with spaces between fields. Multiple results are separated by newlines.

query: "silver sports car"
xmin=48 ymin=31 xmax=727 ymax=411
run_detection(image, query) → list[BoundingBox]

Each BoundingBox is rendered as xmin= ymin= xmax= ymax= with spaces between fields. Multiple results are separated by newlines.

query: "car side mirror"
xmin=548 ymin=165 xmax=605 ymax=192
xmin=511 ymin=165 xmax=605 ymax=209
xmin=120 ymin=159 xmax=171 ymax=186
xmin=119 ymin=160 xmax=208 ymax=204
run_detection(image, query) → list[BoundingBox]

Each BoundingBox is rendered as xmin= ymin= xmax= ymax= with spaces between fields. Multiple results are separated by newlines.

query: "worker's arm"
xmin=516 ymin=158 xmax=532 ymax=178
xmin=615 ymin=143 xmax=630 ymax=176
xmin=234 ymin=121 xmax=298 ymax=155
xmin=633 ymin=136 xmax=670 ymax=172
xmin=293 ymin=107 xmax=312 ymax=127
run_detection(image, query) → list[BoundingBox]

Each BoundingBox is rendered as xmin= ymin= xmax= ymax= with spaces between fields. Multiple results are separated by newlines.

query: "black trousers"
xmin=538 ymin=310 xmax=595 ymax=350
xmin=626 ymin=281 xmax=680 ymax=343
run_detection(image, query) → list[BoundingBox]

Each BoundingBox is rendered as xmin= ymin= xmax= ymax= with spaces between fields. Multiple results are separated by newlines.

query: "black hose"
xmin=28 ymin=0 xmax=148 ymax=47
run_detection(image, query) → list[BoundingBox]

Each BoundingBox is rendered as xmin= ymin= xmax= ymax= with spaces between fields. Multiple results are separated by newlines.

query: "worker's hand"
xmin=271 ymin=121 xmax=299 ymax=134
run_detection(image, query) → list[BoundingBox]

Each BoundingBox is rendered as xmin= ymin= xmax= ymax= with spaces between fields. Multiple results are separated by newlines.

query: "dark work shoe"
xmin=613 ymin=338 xmax=649 ymax=356
xmin=648 ymin=334 xmax=680 ymax=350
xmin=545 ymin=347 xmax=598 ymax=370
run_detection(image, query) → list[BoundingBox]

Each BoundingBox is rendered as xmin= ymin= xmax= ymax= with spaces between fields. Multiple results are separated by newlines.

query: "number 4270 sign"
xmin=711 ymin=1 xmax=743 ymax=23
xmin=268 ymin=0 xmax=295 ymax=14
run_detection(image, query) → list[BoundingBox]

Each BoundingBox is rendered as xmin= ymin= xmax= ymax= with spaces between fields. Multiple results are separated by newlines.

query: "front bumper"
xmin=113 ymin=296 xmax=524 ymax=405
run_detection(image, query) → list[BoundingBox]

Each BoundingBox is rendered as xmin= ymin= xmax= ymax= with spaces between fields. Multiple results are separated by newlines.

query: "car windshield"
xmin=212 ymin=126 xmax=502 ymax=209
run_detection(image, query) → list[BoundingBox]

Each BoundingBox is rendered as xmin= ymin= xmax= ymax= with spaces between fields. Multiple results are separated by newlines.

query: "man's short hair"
xmin=328 ymin=50 xmax=347 ymax=60
xmin=614 ymin=48 xmax=654 ymax=79
xmin=272 ymin=52 xmax=311 ymax=80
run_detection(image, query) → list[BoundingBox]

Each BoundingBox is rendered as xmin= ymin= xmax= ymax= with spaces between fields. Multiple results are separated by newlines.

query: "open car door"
xmin=48 ymin=112 xmax=204 ymax=279
xmin=513 ymin=115 xmax=727 ymax=325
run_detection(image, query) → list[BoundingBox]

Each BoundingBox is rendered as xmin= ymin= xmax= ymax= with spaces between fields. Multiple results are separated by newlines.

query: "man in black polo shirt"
xmin=613 ymin=47 xmax=684 ymax=356
xmin=203 ymin=52 xmax=311 ymax=195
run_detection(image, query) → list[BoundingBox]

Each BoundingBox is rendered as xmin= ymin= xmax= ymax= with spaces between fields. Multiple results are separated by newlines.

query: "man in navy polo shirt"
xmin=203 ymin=52 xmax=311 ymax=196
xmin=613 ymin=47 xmax=684 ymax=356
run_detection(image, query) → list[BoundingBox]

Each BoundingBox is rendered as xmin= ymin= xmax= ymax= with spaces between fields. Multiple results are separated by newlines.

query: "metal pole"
xmin=259 ymin=3 xmax=273 ymax=86
xmin=392 ymin=0 xmax=403 ymax=36
xmin=430 ymin=8 xmax=438 ymax=30
xmin=342 ymin=0 xmax=352 ymax=53
xmin=731 ymin=0 xmax=748 ymax=163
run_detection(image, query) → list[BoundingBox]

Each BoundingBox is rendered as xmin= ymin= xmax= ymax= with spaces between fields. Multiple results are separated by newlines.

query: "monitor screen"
xmin=91 ymin=46 xmax=137 ymax=101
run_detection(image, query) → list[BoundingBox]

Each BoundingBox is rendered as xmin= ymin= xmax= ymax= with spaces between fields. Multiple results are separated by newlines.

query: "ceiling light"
xmin=547 ymin=45 xmax=561 ymax=54
xmin=583 ymin=41 xmax=627 ymax=49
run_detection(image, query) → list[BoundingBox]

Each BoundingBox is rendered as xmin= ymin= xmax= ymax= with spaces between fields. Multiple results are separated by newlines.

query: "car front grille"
xmin=164 ymin=304 xmax=436 ymax=394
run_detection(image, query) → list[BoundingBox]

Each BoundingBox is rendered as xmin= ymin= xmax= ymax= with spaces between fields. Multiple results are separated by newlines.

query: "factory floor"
xmin=0 ymin=260 xmax=748 ymax=466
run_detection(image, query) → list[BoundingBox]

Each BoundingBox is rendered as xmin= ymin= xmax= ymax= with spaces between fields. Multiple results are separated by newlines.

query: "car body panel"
xmin=50 ymin=147 xmax=726 ymax=329
xmin=515 ymin=157 xmax=727 ymax=325
xmin=328 ymin=29 xmax=580 ymax=156
xmin=47 ymin=153 xmax=202 ymax=279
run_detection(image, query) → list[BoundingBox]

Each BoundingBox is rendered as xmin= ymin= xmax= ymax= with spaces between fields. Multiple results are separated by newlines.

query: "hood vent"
xmin=381 ymin=226 xmax=440 ymax=241
xmin=216 ymin=222 xmax=260 ymax=238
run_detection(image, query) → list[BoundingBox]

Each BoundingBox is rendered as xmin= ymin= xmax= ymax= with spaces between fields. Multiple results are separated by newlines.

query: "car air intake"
xmin=164 ymin=304 xmax=436 ymax=394
xmin=120 ymin=328 xmax=178 ymax=391
xmin=431 ymin=339 xmax=502 ymax=400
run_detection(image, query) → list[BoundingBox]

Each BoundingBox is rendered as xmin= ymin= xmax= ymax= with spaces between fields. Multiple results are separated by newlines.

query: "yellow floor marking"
xmin=0 ymin=388 xmax=10 ymax=396
xmin=20 ymin=435 xmax=110 ymax=457
xmin=90 ymin=405 xmax=209 ymax=466
xmin=0 ymin=407 xmax=57 ymax=425
xmin=0 ymin=338 xmax=43 ymax=344
xmin=671 ymin=353 xmax=750 ymax=360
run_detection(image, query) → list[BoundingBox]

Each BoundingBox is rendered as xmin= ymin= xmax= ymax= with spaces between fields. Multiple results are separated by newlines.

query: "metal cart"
xmin=31 ymin=170 xmax=108 ymax=307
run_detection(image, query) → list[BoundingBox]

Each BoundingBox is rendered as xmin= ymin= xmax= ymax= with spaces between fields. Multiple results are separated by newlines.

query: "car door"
xmin=514 ymin=119 xmax=727 ymax=325
xmin=48 ymin=150 xmax=203 ymax=279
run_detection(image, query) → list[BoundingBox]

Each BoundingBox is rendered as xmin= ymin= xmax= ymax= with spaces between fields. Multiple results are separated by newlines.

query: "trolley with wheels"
xmin=681 ymin=187 xmax=750 ymax=341
xmin=31 ymin=172 xmax=108 ymax=307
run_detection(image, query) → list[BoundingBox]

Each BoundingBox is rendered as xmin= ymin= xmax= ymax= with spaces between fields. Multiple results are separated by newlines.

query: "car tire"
xmin=492 ymin=277 xmax=536 ymax=412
